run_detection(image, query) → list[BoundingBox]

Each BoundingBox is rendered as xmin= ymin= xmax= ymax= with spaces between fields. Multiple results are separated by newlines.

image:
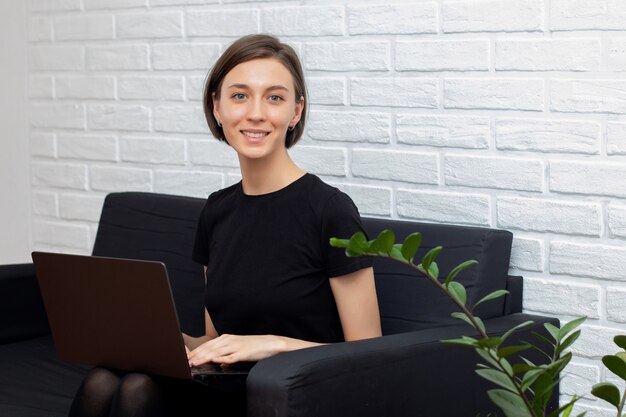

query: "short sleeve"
xmin=321 ymin=192 xmax=373 ymax=278
xmin=192 ymin=199 xmax=211 ymax=266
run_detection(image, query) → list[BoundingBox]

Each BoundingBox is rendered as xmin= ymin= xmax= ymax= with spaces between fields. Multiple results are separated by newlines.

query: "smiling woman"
xmin=67 ymin=34 xmax=381 ymax=417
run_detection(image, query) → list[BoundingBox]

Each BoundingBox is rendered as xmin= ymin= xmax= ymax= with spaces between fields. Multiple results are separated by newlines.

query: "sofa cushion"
xmin=92 ymin=192 xmax=206 ymax=336
xmin=361 ymin=218 xmax=513 ymax=335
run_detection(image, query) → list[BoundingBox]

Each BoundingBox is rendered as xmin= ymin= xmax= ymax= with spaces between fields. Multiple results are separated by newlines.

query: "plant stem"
xmin=490 ymin=348 xmax=538 ymax=417
xmin=618 ymin=388 xmax=626 ymax=417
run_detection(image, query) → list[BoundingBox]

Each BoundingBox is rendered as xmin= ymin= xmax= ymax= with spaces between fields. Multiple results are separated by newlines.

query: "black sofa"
xmin=0 ymin=191 xmax=558 ymax=417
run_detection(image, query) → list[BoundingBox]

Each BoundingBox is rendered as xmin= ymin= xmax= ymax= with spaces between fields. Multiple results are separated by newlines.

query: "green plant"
xmin=591 ymin=335 xmax=626 ymax=416
xmin=330 ymin=229 xmax=586 ymax=417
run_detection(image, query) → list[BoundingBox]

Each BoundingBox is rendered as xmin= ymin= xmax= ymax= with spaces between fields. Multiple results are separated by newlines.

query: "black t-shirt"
xmin=192 ymin=173 xmax=372 ymax=343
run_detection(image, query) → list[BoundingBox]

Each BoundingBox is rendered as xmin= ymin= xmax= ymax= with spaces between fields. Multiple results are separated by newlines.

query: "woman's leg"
xmin=110 ymin=373 xmax=170 ymax=417
xmin=68 ymin=367 xmax=120 ymax=417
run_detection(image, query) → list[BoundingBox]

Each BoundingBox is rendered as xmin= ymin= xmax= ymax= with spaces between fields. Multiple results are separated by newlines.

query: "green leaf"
xmin=555 ymin=330 xmax=581 ymax=357
xmin=346 ymin=232 xmax=367 ymax=256
xmin=477 ymin=337 xmax=503 ymax=349
xmin=476 ymin=369 xmax=518 ymax=393
xmin=603 ymin=355 xmax=626 ymax=381
xmin=421 ymin=246 xmax=443 ymax=271
xmin=497 ymin=344 xmax=532 ymax=358
xmin=614 ymin=335 xmax=626 ymax=350
xmin=329 ymin=238 xmax=349 ymax=248
xmin=441 ymin=336 xmax=479 ymax=348
xmin=520 ymin=369 xmax=543 ymax=392
xmin=472 ymin=289 xmax=510 ymax=312
xmin=558 ymin=316 xmax=586 ymax=340
xmin=500 ymin=320 xmax=534 ymax=342
xmin=530 ymin=331 xmax=556 ymax=349
xmin=591 ymin=382 xmax=621 ymax=407
xmin=444 ymin=259 xmax=478 ymax=286
xmin=544 ymin=323 xmax=559 ymax=342
xmin=447 ymin=281 xmax=467 ymax=306
xmin=400 ymin=232 xmax=422 ymax=262
xmin=428 ymin=262 xmax=439 ymax=279
xmin=374 ymin=229 xmax=395 ymax=254
xmin=487 ymin=389 xmax=532 ymax=417
xmin=477 ymin=349 xmax=500 ymax=368
xmin=389 ymin=244 xmax=405 ymax=262
xmin=512 ymin=363 xmax=535 ymax=376
xmin=474 ymin=316 xmax=487 ymax=334
xmin=451 ymin=311 xmax=474 ymax=328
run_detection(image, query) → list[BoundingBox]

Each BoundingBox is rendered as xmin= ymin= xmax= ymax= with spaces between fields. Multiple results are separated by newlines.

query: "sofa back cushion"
xmin=361 ymin=218 xmax=513 ymax=335
xmin=92 ymin=192 xmax=206 ymax=336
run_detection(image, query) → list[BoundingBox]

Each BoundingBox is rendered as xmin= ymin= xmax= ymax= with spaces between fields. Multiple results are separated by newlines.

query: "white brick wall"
xmin=23 ymin=2 xmax=626 ymax=413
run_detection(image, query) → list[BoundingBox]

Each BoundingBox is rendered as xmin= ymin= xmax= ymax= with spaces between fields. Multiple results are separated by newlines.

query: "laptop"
xmin=31 ymin=251 xmax=252 ymax=384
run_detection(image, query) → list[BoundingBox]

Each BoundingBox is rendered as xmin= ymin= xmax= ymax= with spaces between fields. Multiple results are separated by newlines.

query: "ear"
xmin=290 ymin=95 xmax=304 ymax=126
xmin=212 ymin=92 xmax=221 ymax=124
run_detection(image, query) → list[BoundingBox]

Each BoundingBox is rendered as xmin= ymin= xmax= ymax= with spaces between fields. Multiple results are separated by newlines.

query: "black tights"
xmin=68 ymin=367 xmax=246 ymax=417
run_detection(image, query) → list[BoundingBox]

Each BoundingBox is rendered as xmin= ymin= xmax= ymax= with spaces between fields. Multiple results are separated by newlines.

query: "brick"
xmin=58 ymin=134 xmax=117 ymax=161
xmin=550 ymin=160 xmax=626 ymax=198
xmin=263 ymin=6 xmax=343 ymax=36
xmin=351 ymin=78 xmax=438 ymax=108
xmin=550 ymin=241 xmax=626 ymax=280
xmin=560 ymin=363 xmax=600 ymax=398
xmin=609 ymin=204 xmax=626 ymax=238
xmin=510 ymin=237 xmax=543 ymax=272
xmin=87 ymin=104 xmax=150 ymax=132
xmin=572 ymin=325 xmax=626 ymax=359
xmin=349 ymin=3 xmax=437 ymax=35
xmin=289 ymin=146 xmax=346 ymax=177
xmin=226 ymin=173 xmax=241 ymax=187
xmin=118 ymin=76 xmax=184 ymax=101
xmin=30 ymin=132 xmax=56 ymax=158
xmin=305 ymin=42 xmax=389 ymax=72
xmin=120 ymin=137 xmax=185 ymax=165
xmin=155 ymin=170 xmax=223 ymax=198
xmin=331 ymin=183 xmax=391 ymax=217
xmin=186 ymin=76 xmax=205 ymax=102
xmin=29 ymin=17 xmax=53 ymax=41
xmin=444 ymin=78 xmax=543 ymax=111
xmin=154 ymin=106 xmax=206 ymax=133
xmin=445 ymin=155 xmax=543 ymax=192
xmin=307 ymin=77 xmax=346 ymax=106
xmin=396 ymin=115 xmax=489 ymax=149
xmin=28 ymin=75 xmax=53 ymax=99
xmin=187 ymin=9 xmax=259 ymax=37
xmin=551 ymin=79 xmax=626 ymax=114
xmin=188 ymin=140 xmax=239 ymax=167
xmin=308 ymin=111 xmax=390 ymax=144
xmin=443 ymin=0 xmax=543 ymax=33
xmin=30 ymin=0 xmax=81 ymax=12
xmin=30 ymin=45 xmax=84 ymax=71
xmin=608 ymin=122 xmax=626 ymax=154
xmin=86 ymin=45 xmax=148 ymax=71
xmin=607 ymin=287 xmax=626 ymax=323
xmin=496 ymin=39 xmax=601 ymax=71
xmin=32 ymin=192 xmax=58 ymax=217
xmin=84 ymin=0 xmax=146 ymax=9
xmin=352 ymin=149 xmax=438 ymax=185
xmin=117 ymin=11 xmax=182 ymax=39
xmin=152 ymin=0 xmax=218 ymax=5
xmin=551 ymin=0 xmax=626 ymax=31
xmin=497 ymin=197 xmax=601 ymax=236
xmin=90 ymin=166 xmax=152 ymax=192
xmin=152 ymin=43 xmax=220 ymax=71
xmin=55 ymin=15 xmax=114 ymax=41
xmin=523 ymin=278 xmax=600 ymax=318
xmin=396 ymin=40 xmax=489 ymax=71
xmin=607 ymin=38 xmax=626 ymax=71
xmin=30 ymin=103 xmax=85 ymax=129
xmin=496 ymin=118 xmax=600 ymax=154
xmin=31 ymin=162 xmax=87 ymax=190
xmin=33 ymin=221 xmax=90 ymax=250
xmin=397 ymin=189 xmax=490 ymax=226
xmin=56 ymin=76 xmax=115 ymax=100
xmin=59 ymin=194 xmax=104 ymax=222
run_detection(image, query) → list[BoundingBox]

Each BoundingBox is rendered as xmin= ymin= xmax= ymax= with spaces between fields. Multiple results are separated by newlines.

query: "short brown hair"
xmin=203 ymin=34 xmax=307 ymax=149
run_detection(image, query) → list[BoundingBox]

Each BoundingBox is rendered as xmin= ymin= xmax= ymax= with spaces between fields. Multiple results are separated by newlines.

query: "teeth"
xmin=243 ymin=131 xmax=267 ymax=138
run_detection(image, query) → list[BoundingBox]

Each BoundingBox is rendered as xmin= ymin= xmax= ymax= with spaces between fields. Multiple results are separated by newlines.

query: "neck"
xmin=238 ymin=149 xmax=305 ymax=196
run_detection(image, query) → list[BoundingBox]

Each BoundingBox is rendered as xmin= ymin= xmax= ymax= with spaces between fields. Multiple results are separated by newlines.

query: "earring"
xmin=288 ymin=124 xmax=295 ymax=131
xmin=217 ymin=120 xmax=222 ymax=127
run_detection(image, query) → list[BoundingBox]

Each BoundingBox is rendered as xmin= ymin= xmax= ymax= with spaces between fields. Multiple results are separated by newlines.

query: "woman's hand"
xmin=187 ymin=334 xmax=287 ymax=366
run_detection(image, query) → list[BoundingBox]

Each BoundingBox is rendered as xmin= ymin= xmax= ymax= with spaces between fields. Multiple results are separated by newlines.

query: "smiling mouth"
xmin=241 ymin=130 xmax=270 ymax=139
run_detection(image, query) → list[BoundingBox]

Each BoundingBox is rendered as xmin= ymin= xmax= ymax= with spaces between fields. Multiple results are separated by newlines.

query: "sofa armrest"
xmin=247 ymin=313 xmax=558 ymax=417
xmin=504 ymin=275 xmax=524 ymax=314
xmin=0 ymin=263 xmax=50 ymax=344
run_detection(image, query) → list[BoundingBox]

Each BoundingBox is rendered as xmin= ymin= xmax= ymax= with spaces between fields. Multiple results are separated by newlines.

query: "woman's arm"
xmin=187 ymin=266 xmax=381 ymax=366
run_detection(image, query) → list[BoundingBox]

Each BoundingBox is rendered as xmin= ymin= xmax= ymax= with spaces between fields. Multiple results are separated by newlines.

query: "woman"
xmin=69 ymin=34 xmax=381 ymax=417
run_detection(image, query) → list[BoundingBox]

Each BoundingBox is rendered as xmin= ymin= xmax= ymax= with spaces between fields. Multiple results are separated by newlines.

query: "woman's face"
xmin=213 ymin=58 xmax=304 ymax=162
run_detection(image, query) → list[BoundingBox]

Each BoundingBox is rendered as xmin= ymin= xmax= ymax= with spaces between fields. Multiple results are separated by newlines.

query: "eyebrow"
xmin=226 ymin=83 xmax=290 ymax=92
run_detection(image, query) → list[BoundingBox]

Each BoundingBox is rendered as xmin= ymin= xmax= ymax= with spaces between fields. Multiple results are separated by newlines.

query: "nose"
xmin=247 ymin=97 xmax=266 ymax=122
